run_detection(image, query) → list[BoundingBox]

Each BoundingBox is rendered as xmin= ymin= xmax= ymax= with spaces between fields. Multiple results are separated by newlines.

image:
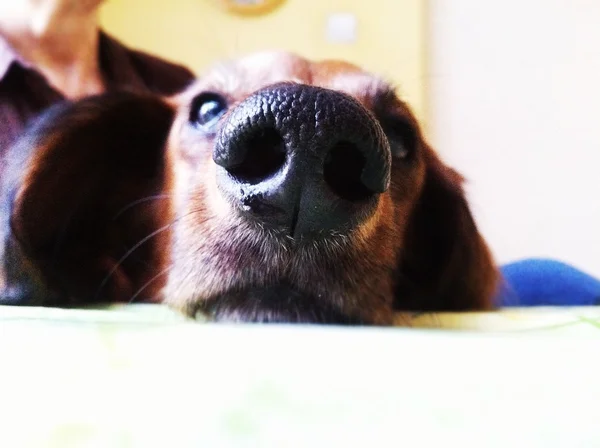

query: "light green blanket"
xmin=1 ymin=304 xmax=599 ymax=447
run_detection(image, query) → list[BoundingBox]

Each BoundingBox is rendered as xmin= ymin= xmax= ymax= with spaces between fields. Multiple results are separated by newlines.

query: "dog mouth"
xmin=193 ymin=282 xmax=365 ymax=325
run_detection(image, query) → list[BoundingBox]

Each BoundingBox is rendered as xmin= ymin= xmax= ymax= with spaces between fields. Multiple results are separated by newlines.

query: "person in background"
xmin=0 ymin=0 xmax=195 ymax=304
xmin=0 ymin=0 xmax=195 ymax=153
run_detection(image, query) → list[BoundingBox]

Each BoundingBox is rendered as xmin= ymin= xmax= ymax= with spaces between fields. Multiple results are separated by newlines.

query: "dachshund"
xmin=0 ymin=51 xmax=499 ymax=325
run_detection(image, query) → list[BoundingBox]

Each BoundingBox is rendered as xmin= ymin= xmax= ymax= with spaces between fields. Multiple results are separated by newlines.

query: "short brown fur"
xmin=1 ymin=51 xmax=499 ymax=324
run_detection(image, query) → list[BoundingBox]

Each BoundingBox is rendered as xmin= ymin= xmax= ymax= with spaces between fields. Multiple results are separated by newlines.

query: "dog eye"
xmin=383 ymin=117 xmax=417 ymax=160
xmin=190 ymin=92 xmax=228 ymax=130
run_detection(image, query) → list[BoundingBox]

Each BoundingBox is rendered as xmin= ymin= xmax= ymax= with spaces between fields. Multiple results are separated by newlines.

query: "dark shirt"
xmin=0 ymin=30 xmax=195 ymax=155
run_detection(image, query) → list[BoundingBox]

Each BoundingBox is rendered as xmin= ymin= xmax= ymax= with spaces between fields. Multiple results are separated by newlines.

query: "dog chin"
xmin=194 ymin=283 xmax=365 ymax=325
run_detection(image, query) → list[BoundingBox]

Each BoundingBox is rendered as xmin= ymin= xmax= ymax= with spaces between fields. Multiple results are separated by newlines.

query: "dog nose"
xmin=213 ymin=83 xmax=391 ymax=238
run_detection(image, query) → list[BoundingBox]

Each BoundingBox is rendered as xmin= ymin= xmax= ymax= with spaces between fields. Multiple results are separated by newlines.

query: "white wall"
xmin=428 ymin=0 xmax=600 ymax=276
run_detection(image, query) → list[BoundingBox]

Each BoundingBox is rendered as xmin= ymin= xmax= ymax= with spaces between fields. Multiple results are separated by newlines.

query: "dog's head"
xmin=4 ymin=51 xmax=498 ymax=324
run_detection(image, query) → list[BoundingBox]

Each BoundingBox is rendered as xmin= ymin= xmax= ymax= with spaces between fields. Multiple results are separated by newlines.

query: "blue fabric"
xmin=496 ymin=258 xmax=600 ymax=307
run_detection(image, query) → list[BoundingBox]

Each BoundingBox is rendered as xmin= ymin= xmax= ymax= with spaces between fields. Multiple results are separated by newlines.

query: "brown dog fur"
xmin=1 ymin=51 xmax=499 ymax=324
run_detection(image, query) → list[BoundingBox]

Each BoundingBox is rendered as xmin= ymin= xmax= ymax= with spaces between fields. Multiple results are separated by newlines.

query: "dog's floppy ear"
xmin=4 ymin=92 xmax=176 ymax=305
xmin=395 ymin=145 xmax=499 ymax=311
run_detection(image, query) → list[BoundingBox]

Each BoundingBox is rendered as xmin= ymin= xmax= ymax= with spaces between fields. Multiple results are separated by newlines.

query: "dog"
xmin=0 ymin=51 xmax=499 ymax=325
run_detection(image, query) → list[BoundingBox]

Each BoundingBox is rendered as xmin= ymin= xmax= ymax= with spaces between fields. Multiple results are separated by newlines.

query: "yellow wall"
xmin=100 ymin=0 xmax=426 ymax=120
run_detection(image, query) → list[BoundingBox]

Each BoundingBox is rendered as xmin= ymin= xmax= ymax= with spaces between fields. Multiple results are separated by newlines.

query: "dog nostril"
xmin=323 ymin=141 xmax=373 ymax=202
xmin=227 ymin=127 xmax=286 ymax=185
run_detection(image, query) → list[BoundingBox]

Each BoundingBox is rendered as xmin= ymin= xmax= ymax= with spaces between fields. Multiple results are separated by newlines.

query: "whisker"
xmin=93 ymin=222 xmax=173 ymax=302
xmin=112 ymin=194 xmax=173 ymax=221
xmin=93 ymin=206 xmax=208 ymax=302
xmin=127 ymin=265 xmax=172 ymax=304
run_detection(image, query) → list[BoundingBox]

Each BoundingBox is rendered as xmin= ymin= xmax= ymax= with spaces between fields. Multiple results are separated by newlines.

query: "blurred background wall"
xmin=101 ymin=0 xmax=600 ymax=277
xmin=99 ymin=0 xmax=427 ymax=122
xmin=428 ymin=0 xmax=600 ymax=276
